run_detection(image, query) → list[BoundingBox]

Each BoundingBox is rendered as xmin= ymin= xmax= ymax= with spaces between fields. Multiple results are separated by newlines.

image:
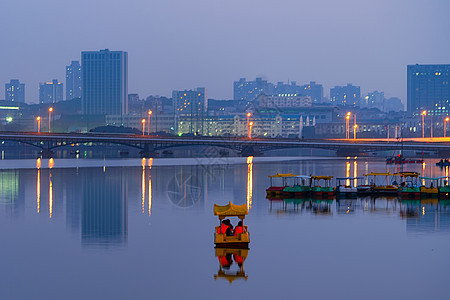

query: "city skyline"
xmin=1 ymin=0 xmax=449 ymax=104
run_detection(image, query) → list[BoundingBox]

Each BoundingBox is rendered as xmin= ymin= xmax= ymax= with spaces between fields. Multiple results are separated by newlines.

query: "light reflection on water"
xmin=0 ymin=157 xmax=449 ymax=299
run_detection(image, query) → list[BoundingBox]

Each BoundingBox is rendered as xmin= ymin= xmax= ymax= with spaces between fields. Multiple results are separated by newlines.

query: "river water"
xmin=0 ymin=156 xmax=449 ymax=299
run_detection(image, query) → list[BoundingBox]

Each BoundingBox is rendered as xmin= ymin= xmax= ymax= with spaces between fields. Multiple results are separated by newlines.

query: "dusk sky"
xmin=1 ymin=0 xmax=449 ymax=104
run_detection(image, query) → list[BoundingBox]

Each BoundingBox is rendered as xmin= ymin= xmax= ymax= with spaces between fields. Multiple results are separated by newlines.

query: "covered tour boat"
xmin=364 ymin=172 xmax=398 ymax=195
xmin=419 ymin=177 xmax=439 ymax=198
xmin=282 ymin=175 xmax=311 ymax=198
xmin=335 ymin=177 xmax=362 ymax=197
xmin=396 ymin=172 xmax=421 ymax=199
xmin=266 ymin=173 xmax=296 ymax=198
xmin=214 ymin=202 xmax=250 ymax=248
xmin=310 ymin=175 xmax=334 ymax=198
xmin=437 ymin=176 xmax=450 ymax=198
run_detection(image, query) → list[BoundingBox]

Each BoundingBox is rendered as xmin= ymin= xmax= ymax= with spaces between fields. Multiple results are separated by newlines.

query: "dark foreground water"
xmin=0 ymin=157 xmax=449 ymax=300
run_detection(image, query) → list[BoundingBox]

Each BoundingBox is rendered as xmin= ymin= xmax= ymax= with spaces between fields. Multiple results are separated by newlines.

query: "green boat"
xmin=437 ymin=176 xmax=450 ymax=198
xmin=395 ymin=172 xmax=420 ymax=199
xmin=310 ymin=175 xmax=334 ymax=198
xmin=282 ymin=175 xmax=311 ymax=197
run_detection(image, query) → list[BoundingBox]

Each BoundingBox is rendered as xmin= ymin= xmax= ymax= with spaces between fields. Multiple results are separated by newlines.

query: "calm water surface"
xmin=0 ymin=157 xmax=449 ymax=299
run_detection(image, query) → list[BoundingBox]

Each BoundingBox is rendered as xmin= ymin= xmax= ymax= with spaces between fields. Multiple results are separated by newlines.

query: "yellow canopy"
xmin=311 ymin=175 xmax=333 ymax=180
xmin=363 ymin=172 xmax=393 ymax=176
xmin=394 ymin=172 xmax=420 ymax=177
xmin=268 ymin=173 xmax=298 ymax=178
xmin=214 ymin=202 xmax=248 ymax=217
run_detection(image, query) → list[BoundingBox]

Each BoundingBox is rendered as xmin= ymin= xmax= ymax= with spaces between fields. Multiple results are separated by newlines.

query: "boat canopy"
xmin=268 ymin=173 xmax=298 ymax=178
xmin=419 ymin=176 xmax=439 ymax=180
xmin=363 ymin=172 xmax=394 ymax=176
xmin=293 ymin=175 xmax=311 ymax=179
xmin=395 ymin=172 xmax=420 ymax=177
xmin=336 ymin=177 xmax=364 ymax=180
xmin=311 ymin=175 xmax=333 ymax=180
xmin=214 ymin=202 xmax=248 ymax=219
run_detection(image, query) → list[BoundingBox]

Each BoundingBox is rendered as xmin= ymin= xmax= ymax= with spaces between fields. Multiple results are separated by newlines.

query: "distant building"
xmin=66 ymin=61 xmax=82 ymax=100
xmin=233 ymin=78 xmax=274 ymax=103
xmin=407 ymin=64 xmax=450 ymax=117
xmin=173 ymin=87 xmax=207 ymax=134
xmin=330 ymin=84 xmax=360 ymax=106
xmin=363 ymin=91 xmax=385 ymax=111
xmin=81 ymin=49 xmax=128 ymax=116
xmin=5 ymin=79 xmax=25 ymax=103
xmin=39 ymin=79 xmax=63 ymax=104
xmin=258 ymin=94 xmax=312 ymax=108
xmin=384 ymin=97 xmax=403 ymax=112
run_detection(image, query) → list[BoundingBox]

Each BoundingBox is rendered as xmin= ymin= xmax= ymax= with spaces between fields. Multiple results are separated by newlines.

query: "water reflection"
xmin=247 ymin=156 xmax=253 ymax=210
xmin=81 ymin=168 xmax=127 ymax=247
xmin=214 ymin=248 xmax=248 ymax=283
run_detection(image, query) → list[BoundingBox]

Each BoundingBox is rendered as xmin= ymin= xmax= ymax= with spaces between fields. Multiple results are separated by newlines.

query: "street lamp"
xmin=345 ymin=112 xmax=351 ymax=139
xmin=141 ymin=119 xmax=146 ymax=136
xmin=248 ymin=121 xmax=253 ymax=139
xmin=36 ymin=116 xmax=41 ymax=133
xmin=445 ymin=117 xmax=449 ymax=138
xmin=147 ymin=110 xmax=152 ymax=135
xmin=48 ymin=107 xmax=53 ymax=133
xmin=247 ymin=112 xmax=252 ymax=137
xmin=421 ymin=110 xmax=427 ymax=139
xmin=353 ymin=124 xmax=358 ymax=140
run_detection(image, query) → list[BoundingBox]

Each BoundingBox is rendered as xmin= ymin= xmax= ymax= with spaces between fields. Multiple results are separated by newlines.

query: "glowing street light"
xmin=248 ymin=121 xmax=253 ymax=139
xmin=445 ymin=117 xmax=449 ymax=138
xmin=246 ymin=112 xmax=252 ymax=138
xmin=141 ymin=119 xmax=146 ymax=136
xmin=421 ymin=110 xmax=427 ymax=139
xmin=36 ymin=116 xmax=41 ymax=133
xmin=353 ymin=124 xmax=358 ymax=140
xmin=48 ymin=107 xmax=53 ymax=133
xmin=345 ymin=112 xmax=351 ymax=139
xmin=147 ymin=110 xmax=152 ymax=135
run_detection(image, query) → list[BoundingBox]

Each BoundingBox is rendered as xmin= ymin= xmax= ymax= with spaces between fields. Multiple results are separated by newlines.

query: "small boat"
xmin=214 ymin=202 xmax=249 ymax=248
xmin=310 ymin=175 xmax=334 ymax=198
xmin=266 ymin=173 xmax=296 ymax=198
xmin=386 ymin=155 xmax=423 ymax=164
xmin=282 ymin=175 xmax=311 ymax=198
xmin=335 ymin=177 xmax=362 ymax=197
xmin=436 ymin=176 xmax=450 ymax=198
xmin=436 ymin=159 xmax=450 ymax=167
xmin=419 ymin=177 xmax=439 ymax=198
xmin=396 ymin=172 xmax=421 ymax=199
xmin=364 ymin=172 xmax=398 ymax=195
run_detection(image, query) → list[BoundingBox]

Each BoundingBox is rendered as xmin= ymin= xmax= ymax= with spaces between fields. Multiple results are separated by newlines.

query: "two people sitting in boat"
xmin=217 ymin=219 xmax=246 ymax=236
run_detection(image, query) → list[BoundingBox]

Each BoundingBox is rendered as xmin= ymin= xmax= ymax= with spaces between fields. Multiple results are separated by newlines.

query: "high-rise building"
xmin=407 ymin=64 xmax=450 ymax=117
xmin=173 ymin=87 xmax=207 ymax=134
xmin=39 ymin=79 xmax=63 ymax=104
xmin=66 ymin=61 xmax=82 ymax=100
xmin=330 ymin=83 xmax=360 ymax=106
xmin=5 ymin=79 xmax=25 ymax=103
xmin=81 ymin=49 xmax=128 ymax=116
xmin=233 ymin=78 xmax=275 ymax=103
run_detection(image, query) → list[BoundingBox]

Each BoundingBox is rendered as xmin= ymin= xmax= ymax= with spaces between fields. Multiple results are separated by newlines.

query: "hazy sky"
xmin=1 ymin=0 xmax=449 ymax=104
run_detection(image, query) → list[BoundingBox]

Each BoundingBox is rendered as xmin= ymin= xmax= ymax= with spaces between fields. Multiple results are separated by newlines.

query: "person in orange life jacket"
xmin=234 ymin=221 xmax=245 ymax=236
xmin=217 ymin=219 xmax=233 ymax=236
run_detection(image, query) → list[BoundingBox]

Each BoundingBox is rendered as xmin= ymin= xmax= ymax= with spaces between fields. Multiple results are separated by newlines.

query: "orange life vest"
xmin=234 ymin=226 xmax=245 ymax=236
xmin=217 ymin=223 xmax=229 ymax=234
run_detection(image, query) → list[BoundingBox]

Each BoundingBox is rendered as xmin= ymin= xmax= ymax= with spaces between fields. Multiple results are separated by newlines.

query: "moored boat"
xmin=437 ymin=176 xmax=450 ymax=198
xmin=266 ymin=173 xmax=296 ymax=198
xmin=282 ymin=175 xmax=311 ymax=198
xmin=396 ymin=172 xmax=421 ymax=199
xmin=335 ymin=177 xmax=361 ymax=197
xmin=419 ymin=177 xmax=439 ymax=198
xmin=310 ymin=175 xmax=334 ymax=198
xmin=364 ymin=172 xmax=398 ymax=195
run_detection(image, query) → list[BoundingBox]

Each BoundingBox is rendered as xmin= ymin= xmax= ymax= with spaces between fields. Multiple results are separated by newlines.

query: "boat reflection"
xmin=268 ymin=197 xmax=332 ymax=215
xmin=214 ymin=248 xmax=248 ymax=283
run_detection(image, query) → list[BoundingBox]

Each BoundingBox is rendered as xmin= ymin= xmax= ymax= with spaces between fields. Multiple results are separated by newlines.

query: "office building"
xmin=173 ymin=87 xmax=207 ymax=134
xmin=66 ymin=61 xmax=82 ymax=100
xmin=5 ymin=79 xmax=25 ymax=103
xmin=39 ymin=79 xmax=63 ymax=104
xmin=81 ymin=49 xmax=128 ymax=116
xmin=258 ymin=94 xmax=312 ymax=108
xmin=407 ymin=64 xmax=450 ymax=117
xmin=330 ymin=84 xmax=360 ymax=106
xmin=233 ymin=78 xmax=275 ymax=103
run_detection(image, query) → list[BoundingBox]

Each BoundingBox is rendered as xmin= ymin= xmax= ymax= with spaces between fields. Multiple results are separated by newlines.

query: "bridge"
xmin=1 ymin=131 xmax=450 ymax=158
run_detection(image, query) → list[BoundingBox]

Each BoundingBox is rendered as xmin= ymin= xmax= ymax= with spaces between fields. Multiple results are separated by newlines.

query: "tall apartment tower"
xmin=39 ymin=79 xmax=63 ymax=103
xmin=5 ymin=79 xmax=25 ymax=102
xmin=173 ymin=87 xmax=207 ymax=134
xmin=407 ymin=64 xmax=450 ymax=117
xmin=66 ymin=61 xmax=82 ymax=100
xmin=81 ymin=49 xmax=128 ymax=116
